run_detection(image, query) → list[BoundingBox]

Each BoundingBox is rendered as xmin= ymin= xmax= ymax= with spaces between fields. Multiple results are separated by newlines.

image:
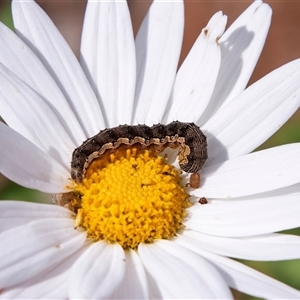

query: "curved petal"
xmin=0 ymin=245 xmax=91 ymax=300
xmin=12 ymin=0 xmax=105 ymax=137
xmin=185 ymin=190 xmax=300 ymax=237
xmin=199 ymin=1 xmax=272 ymax=123
xmin=1 ymin=257 xmax=69 ymax=299
xmin=0 ymin=201 xmax=73 ymax=233
xmin=0 ymin=21 xmax=85 ymax=145
xmin=80 ymin=0 xmax=136 ymax=127
xmin=138 ymin=241 xmax=232 ymax=299
xmin=175 ymin=238 xmax=300 ymax=299
xmin=0 ymin=64 xmax=75 ymax=169
xmin=69 ymin=241 xmax=126 ymax=299
xmin=0 ymin=123 xmax=70 ymax=193
xmin=0 ymin=218 xmax=86 ymax=289
xmin=112 ymin=249 xmax=149 ymax=299
xmin=133 ymin=0 xmax=184 ymax=125
xmin=203 ymin=59 xmax=300 ymax=163
xmin=178 ymin=231 xmax=300 ymax=261
xmin=195 ymin=143 xmax=300 ymax=198
xmin=164 ymin=12 xmax=227 ymax=123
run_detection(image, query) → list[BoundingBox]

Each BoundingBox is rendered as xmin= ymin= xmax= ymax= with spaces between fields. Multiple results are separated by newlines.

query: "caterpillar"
xmin=71 ymin=121 xmax=207 ymax=183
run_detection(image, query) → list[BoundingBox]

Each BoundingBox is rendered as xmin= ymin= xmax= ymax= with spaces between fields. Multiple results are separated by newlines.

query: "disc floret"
xmin=73 ymin=148 xmax=190 ymax=249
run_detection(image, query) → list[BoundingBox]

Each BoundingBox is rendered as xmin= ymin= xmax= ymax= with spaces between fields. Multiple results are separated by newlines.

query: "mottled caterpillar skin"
xmin=71 ymin=121 xmax=207 ymax=183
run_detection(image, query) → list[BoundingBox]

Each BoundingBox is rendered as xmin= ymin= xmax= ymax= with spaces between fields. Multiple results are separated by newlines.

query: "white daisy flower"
xmin=1 ymin=0 xmax=300 ymax=299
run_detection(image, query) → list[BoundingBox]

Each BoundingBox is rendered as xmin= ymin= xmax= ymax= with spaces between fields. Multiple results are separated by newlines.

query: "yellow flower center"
xmin=72 ymin=147 xmax=190 ymax=249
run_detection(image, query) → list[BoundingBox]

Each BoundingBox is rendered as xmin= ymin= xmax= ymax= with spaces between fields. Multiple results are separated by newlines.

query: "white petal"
xmin=1 ymin=258 xmax=69 ymax=299
xmin=175 ymin=238 xmax=300 ymax=299
xmin=200 ymin=2 xmax=272 ymax=123
xmin=0 ymin=123 xmax=70 ymax=193
xmin=69 ymin=241 xmax=126 ymax=299
xmin=0 ymin=64 xmax=75 ymax=169
xmin=12 ymin=0 xmax=105 ymax=137
xmin=0 ymin=218 xmax=86 ymax=289
xmin=1 ymin=244 xmax=89 ymax=299
xmin=112 ymin=249 xmax=149 ymax=299
xmin=138 ymin=241 xmax=232 ymax=299
xmin=178 ymin=230 xmax=300 ymax=261
xmin=0 ymin=22 xmax=85 ymax=145
xmin=196 ymin=143 xmax=300 ymax=198
xmin=133 ymin=0 xmax=184 ymax=125
xmin=164 ymin=12 xmax=227 ymax=123
xmin=203 ymin=59 xmax=300 ymax=163
xmin=0 ymin=201 xmax=73 ymax=233
xmin=185 ymin=190 xmax=300 ymax=237
xmin=80 ymin=0 xmax=136 ymax=127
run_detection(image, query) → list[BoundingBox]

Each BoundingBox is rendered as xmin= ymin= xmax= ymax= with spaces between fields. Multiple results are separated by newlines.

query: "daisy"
xmin=1 ymin=0 xmax=300 ymax=299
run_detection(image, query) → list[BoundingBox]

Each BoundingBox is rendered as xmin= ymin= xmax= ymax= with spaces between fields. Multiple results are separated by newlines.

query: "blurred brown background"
xmin=33 ymin=0 xmax=300 ymax=86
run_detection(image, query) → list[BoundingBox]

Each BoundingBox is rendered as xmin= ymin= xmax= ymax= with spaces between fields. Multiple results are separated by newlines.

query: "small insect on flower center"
xmin=72 ymin=146 xmax=190 ymax=249
xmin=52 ymin=122 xmax=207 ymax=249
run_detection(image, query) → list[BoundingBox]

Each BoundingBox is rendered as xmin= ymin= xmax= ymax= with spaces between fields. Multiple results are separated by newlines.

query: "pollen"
xmin=72 ymin=147 xmax=190 ymax=249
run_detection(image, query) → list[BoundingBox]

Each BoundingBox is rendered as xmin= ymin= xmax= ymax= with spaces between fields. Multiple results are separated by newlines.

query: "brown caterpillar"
xmin=71 ymin=121 xmax=207 ymax=183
